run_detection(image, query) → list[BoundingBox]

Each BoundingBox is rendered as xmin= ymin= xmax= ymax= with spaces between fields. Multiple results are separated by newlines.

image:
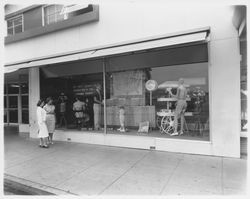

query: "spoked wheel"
xmin=160 ymin=115 xmax=175 ymax=135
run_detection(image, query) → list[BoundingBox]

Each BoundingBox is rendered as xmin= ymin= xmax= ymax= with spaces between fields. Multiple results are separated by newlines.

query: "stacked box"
xmin=106 ymin=106 xmax=156 ymax=128
xmin=106 ymin=97 xmax=146 ymax=106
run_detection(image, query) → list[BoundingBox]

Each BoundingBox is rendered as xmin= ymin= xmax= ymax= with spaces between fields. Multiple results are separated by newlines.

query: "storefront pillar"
xmin=209 ymin=36 xmax=241 ymax=158
xmin=28 ymin=67 xmax=40 ymax=138
xmin=103 ymin=58 xmax=107 ymax=134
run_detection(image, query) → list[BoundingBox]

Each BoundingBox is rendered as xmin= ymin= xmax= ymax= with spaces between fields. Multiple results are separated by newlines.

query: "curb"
xmin=4 ymin=174 xmax=77 ymax=195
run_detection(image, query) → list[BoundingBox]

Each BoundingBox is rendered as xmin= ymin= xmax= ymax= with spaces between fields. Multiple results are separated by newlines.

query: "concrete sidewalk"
xmin=4 ymin=128 xmax=247 ymax=195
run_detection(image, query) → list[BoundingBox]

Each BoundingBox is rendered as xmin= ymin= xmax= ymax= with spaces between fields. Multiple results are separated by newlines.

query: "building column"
xmin=209 ymin=36 xmax=241 ymax=158
xmin=29 ymin=67 xmax=40 ymax=138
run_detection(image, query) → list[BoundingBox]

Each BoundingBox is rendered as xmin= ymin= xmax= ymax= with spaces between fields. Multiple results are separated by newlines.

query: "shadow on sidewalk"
xmin=4 ymin=178 xmax=54 ymax=195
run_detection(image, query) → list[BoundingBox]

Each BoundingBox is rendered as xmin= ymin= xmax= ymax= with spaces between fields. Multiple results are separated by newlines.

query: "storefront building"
xmin=4 ymin=3 xmax=247 ymax=158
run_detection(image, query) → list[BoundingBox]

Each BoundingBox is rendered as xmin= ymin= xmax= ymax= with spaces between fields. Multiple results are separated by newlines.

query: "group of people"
xmin=73 ymin=94 xmax=102 ymax=130
xmin=36 ymin=97 xmax=56 ymax=148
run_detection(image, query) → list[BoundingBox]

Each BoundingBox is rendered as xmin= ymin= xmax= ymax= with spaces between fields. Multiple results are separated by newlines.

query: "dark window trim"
xmin=5 ymin=5 xmax=99 ymax=44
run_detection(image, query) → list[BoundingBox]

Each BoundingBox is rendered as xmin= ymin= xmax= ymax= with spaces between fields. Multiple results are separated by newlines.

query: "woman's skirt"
xmin=46 ymin=114 xmax=56 ymax=134
xmin=38 ymin=122 xmax=49 ymax=138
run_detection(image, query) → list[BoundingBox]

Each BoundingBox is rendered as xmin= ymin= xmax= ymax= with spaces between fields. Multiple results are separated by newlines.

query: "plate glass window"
xmin=44 ymin=5 xmax=67 ymax=25
xmin=7 ymin=15 xmax=23 ymax=35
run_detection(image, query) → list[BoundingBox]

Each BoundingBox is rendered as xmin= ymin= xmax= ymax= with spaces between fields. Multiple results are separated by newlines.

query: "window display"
xmin=105 ymin=63 xmax=209 ymax=140
xmin=40 ymin=62 xmax=209 ymax=141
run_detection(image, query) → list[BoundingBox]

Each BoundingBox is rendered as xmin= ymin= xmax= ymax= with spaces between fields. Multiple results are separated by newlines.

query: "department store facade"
xmin=4 ymin=3 xmax=247 ymax=158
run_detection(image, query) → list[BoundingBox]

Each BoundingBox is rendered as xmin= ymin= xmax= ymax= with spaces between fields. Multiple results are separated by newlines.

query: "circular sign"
xmin=145 ymin=80 xmax=158 ymax=91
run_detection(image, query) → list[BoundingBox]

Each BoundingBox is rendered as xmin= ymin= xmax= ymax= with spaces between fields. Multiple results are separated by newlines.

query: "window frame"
xmin=6 ymin=14 xmax=24 ymax=36
xmin=4 ymin=82 xmax=29 ymax=125
xmin=43 ymin=4 xmax=68 ymax=26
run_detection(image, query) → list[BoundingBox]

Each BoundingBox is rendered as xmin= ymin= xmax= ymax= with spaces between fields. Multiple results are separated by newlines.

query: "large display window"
xmin=40 ymin=62 xmax=209 ymax=141
xmin=105 ymin=63 xmax=209 ymax=141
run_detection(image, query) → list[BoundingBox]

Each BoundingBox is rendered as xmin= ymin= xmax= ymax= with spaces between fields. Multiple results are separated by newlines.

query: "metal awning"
xmin=4 ymin=27 xmax=209 ymax=73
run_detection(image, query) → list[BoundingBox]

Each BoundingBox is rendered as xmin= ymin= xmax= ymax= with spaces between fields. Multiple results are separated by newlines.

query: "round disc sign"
xmin=145 ymin=80 xmax=158 ymax=91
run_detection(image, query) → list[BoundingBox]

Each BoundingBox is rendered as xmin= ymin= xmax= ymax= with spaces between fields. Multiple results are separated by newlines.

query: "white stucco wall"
xmin=5 ymin=3 xmax=241 ymax=157
xmin=5 ymin=4 xmax=237 ymax=63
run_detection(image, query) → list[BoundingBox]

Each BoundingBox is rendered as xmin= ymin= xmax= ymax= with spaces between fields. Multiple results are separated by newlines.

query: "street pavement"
xmin=3 ymin=127 xmax=248 ymax=196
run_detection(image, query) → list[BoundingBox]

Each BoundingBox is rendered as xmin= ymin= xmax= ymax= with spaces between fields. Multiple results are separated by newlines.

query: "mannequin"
xmin=93 ymin=86 xmax=102 ymax=130
xmin=117 ymin=106 xmax=125 ymax=132
xmin=58 ymin=93 xmax=68 ymax=127
xmin=73 ymin=96 xmax=86 ymax=130
xmin=168 ymin=78 xmax=187 ymax=136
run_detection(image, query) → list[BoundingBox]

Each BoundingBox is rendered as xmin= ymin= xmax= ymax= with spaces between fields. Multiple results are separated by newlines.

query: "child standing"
xmin=117 ymin=106 xmax=125 ymax=132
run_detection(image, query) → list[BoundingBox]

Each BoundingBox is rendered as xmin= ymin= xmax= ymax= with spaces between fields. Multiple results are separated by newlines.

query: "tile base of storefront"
xmin=53 ymin=130 xmax=214 ymax=156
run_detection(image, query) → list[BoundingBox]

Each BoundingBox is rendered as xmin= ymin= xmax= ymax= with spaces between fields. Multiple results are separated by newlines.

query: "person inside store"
xmin=73 ymin=96 xmax=86 ymax=130
xmin=117 ymin=106 xmax=125 ymax=132
xmin=58 ymin=93 xmax=67 ymax=128
xmin=44 ymin=97 xmax=56 ymax=144
xmin=93 ymin=86 xmax=103 ymax=130
xmin=168 ymin=78 xmax=187 ymax=136
xmin=83 ymin=97 xmax=92 ymax=129
xmin=36 ymin=99 xmax=49 ymax=148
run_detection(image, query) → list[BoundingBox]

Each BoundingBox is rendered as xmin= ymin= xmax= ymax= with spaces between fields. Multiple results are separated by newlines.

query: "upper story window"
xmin=44 ymin=5 xmax=68 ymax=25
xmin=7 ymin=15 xmax=23 ymax=35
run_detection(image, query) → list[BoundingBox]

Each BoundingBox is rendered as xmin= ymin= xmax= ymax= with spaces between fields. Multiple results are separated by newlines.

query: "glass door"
xmin=4 ymin=82 xmax=29 ymax=125
xmin=8 ymin=95 xmax=19 ymax=123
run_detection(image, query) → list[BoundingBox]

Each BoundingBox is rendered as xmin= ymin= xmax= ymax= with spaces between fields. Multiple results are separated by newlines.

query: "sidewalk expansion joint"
xmin=159 ymin=158 xmax=183 ymax=195
xmin=53 ymin=149 xmax=123 ymax=188
xmin=98 ymin=151 xmax=150 ymax=195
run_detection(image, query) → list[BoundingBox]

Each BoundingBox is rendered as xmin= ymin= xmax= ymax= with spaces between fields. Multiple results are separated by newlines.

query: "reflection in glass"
xmin=22 ymin=110 xmax=29 ymax=124
xmin=14 ymin=17 xmax=22 ymax=26
xmin=21 ymin=96 xmax=28 ymax=109
xmin=4 ymin=110 xmax=7 ymax=123
xmin=9 ymin=96 xmax=18 ymax=108
xmin=9 ymin=110 xmax=18 ymax=123
xmin=8 ymin=84 xmax=19 ymax=94
xmin=4 ymin=96 xmax=7 ymax=108
xmin=14 ymin=25 xmax=22 ymax=34
xmin=21 ymin=83 xmax=29 ymax=94
xmin=7 ymin=20 xmax=12 ymax=27
xmin=7 ymin=28 xmax=13 ymax=35
xmin=4 ymin=84 xmax=7 ymax=94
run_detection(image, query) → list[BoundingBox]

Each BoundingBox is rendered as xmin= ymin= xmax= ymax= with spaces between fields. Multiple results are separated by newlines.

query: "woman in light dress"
xmin=36 ymin=99 xmax=49 ymax=148
xmin=44 ymin=97 xmax=56 ymax=144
